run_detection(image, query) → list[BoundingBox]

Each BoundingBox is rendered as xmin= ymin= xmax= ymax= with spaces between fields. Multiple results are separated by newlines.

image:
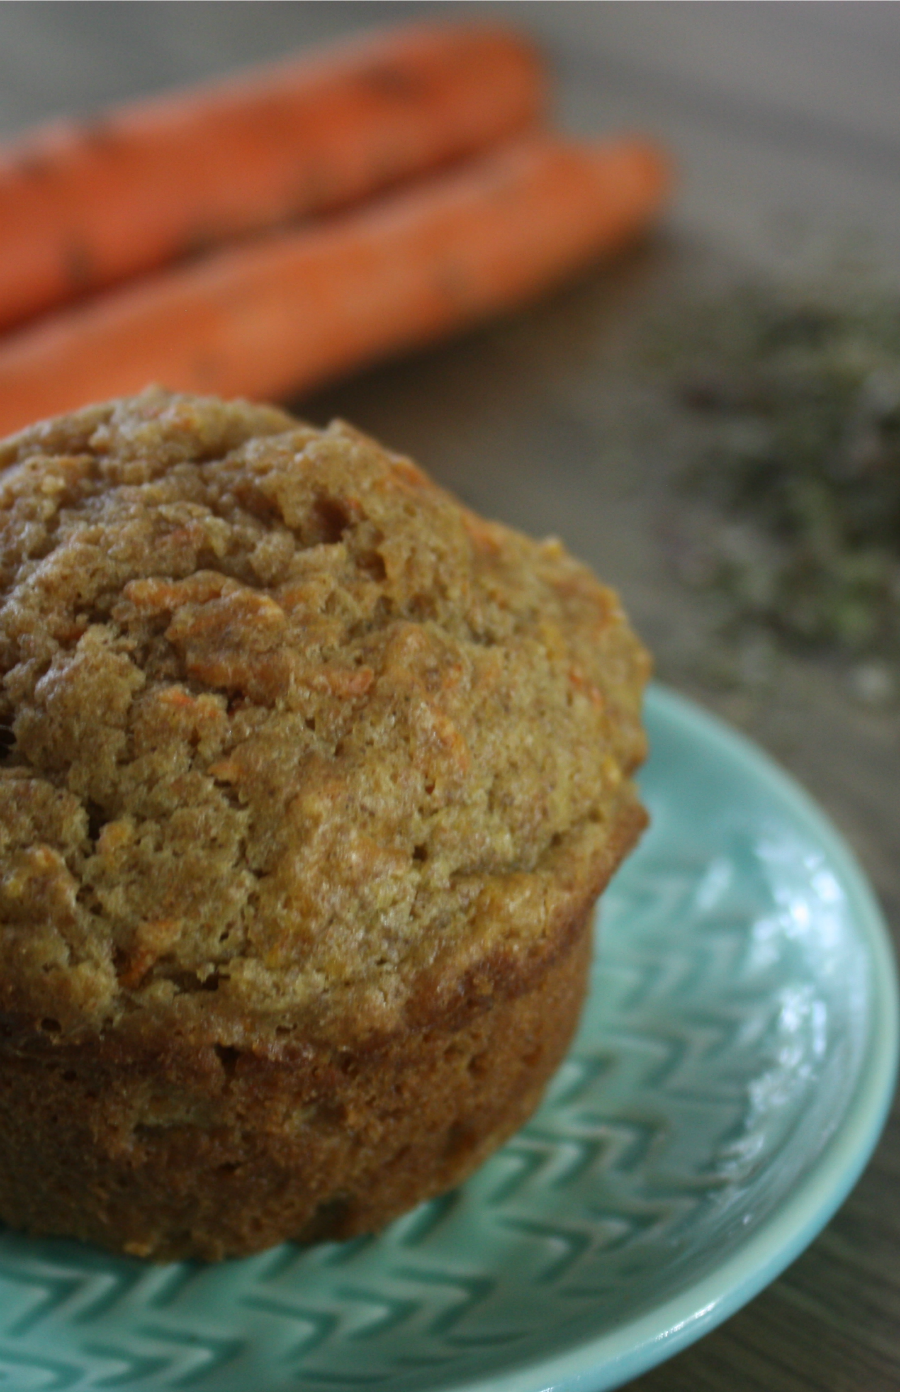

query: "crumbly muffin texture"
xmin=0 ymin=389 xmax=649 ymax=1048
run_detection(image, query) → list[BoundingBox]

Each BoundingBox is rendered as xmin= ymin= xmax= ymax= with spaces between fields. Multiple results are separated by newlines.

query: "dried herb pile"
xmin=661 ymin=287 xmax=900 ymax=699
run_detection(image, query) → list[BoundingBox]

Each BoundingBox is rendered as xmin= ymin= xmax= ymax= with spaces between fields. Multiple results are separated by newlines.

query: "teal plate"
xmin=0 ymin=685 xmax=896 ymax=1392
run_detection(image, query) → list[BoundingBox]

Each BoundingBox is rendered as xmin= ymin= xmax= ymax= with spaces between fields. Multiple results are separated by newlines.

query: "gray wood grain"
xmin=1 ymin=4 xmax=898 ymax=1387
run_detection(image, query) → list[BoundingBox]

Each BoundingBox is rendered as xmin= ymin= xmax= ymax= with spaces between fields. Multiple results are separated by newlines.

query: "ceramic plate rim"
xmin=1 ymin=687 xmax=896 ymax=1392
xmin=443 ymin=684 xmax=899 ymax=1392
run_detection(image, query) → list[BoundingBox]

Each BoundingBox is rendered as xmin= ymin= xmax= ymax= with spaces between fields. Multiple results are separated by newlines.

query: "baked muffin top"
xmin=0 ymin=390 xmax=649 ymax=1044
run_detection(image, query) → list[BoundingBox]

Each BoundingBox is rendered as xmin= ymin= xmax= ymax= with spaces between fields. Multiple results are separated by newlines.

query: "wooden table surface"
xmin=1 ymin=4 xmax=898 ymax=1389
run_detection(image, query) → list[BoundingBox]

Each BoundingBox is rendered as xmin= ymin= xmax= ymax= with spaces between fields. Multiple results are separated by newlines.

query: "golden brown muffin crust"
xmin=0 ymin=899 xmax=598 ymax=1261
xmin=0 ymin=389 xmax=649 ymax=1049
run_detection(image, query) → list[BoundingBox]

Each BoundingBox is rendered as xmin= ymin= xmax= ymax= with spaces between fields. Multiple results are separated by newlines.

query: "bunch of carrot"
xmin=0 ymin=21 xmax=671 ymax=438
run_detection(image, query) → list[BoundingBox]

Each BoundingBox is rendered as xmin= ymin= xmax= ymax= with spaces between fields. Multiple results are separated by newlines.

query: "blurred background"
xmin=1 ymin=5 xmax=899 ymax=1390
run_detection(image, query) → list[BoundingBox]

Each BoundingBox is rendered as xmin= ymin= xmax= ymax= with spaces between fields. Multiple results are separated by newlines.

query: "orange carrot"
xmin=0 ymin=22 xmax=544 ymax=330
xmin=0 ymin=135 xmax=671 ymax=438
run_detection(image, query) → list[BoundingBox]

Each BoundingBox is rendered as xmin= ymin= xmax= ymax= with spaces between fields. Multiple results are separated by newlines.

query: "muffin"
xmin=0 ymin=389 xmax=649 ymax=1261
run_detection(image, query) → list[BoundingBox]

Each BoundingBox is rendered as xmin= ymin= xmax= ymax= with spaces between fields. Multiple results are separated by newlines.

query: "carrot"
xmin=0 ymin=135 xmax=671 ymax=438
xmin=0 ymin=22 xmax=544 ymax=330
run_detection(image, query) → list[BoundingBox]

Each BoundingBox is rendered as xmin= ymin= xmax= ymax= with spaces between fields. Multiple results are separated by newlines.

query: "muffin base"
xmin=0 ymin=902 xmax=596 ymax=1262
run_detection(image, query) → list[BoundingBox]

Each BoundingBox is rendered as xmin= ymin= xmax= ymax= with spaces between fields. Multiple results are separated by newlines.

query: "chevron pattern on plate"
xmin=0 ymin=697 xmax=873 ymax=1391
